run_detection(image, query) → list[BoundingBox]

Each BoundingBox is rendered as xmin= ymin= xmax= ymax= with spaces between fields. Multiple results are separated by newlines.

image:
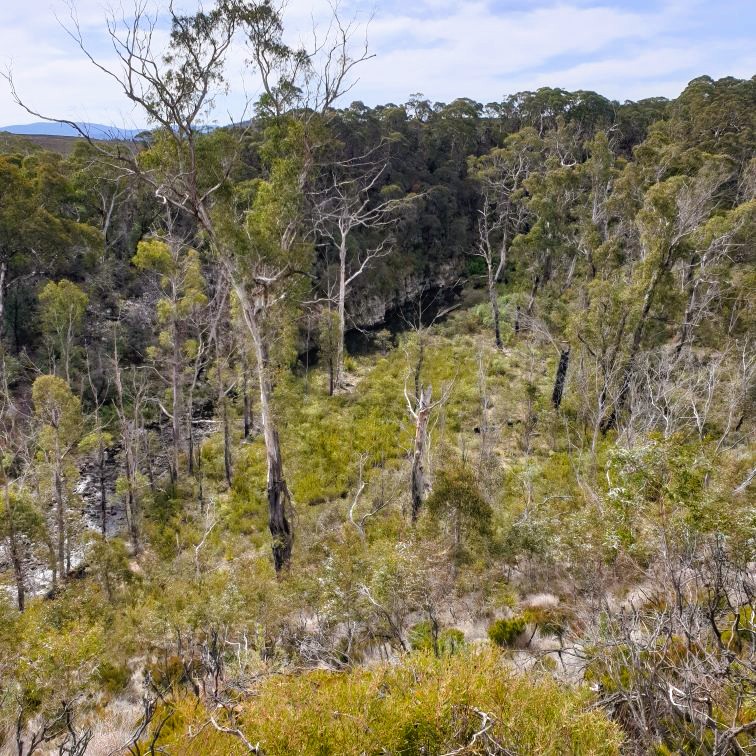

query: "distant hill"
xmin=0 ymin=131 xmax=83 ymax=155
xmin=0 ymin=121 xmax=142 ymax=140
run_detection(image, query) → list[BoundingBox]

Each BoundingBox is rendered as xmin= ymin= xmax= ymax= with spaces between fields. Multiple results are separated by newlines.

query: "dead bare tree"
xmin=15 ymin=697 xmax=92 ymax=756
xmin=312 ymin=151 xmax=402 ymax=391
xmin=404 ymin=365 xmax=455 ymax=523
xmin=399 ymin=290 xmax=458 ymax=522
xmin=579 ymin=536 xmax=755 ymax=754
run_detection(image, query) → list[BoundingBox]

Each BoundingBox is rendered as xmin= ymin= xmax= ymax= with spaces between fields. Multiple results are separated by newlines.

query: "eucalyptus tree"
xmin=32 ymin=375 xmax=83 ymax=585
xmin=312 ymin=150 xmax=412 ymax=391
xmin=601 ymin=157 xmax=732 ymax=432
xmin=674 ymin=193 xmax=756 ymax=356
xmin=514 ymin=126 xmax=585 ymax=315
xmin=38 ymin=279 xmax=89 ymax=385
xmin=469 ymin=128 xmax=543 ymax=347
xmin=8 ymin=0 xmax=373 ymax=571
xmin=0 ymin=155 xmax=98 ymax=352
xmin=0 ymin=378 xmax=45 ymax=611
xmin=133 ymin=233 xmax=208 ymax=485
xmin=112 ymin=331 xmax=149 ymax=555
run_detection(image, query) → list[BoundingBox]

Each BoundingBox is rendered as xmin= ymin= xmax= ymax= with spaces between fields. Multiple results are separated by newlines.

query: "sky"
xmin=0 ymin=0 xmax=754 ymax=128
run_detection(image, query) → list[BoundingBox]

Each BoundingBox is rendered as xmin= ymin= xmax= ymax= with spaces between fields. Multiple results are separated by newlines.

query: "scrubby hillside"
xmin=0 ymin=2 xmax=754 ymax=752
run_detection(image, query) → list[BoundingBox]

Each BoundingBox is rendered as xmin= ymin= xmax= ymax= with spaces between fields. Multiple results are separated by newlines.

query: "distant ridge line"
xmin=0 ymin=121 xmax=143 ymax=140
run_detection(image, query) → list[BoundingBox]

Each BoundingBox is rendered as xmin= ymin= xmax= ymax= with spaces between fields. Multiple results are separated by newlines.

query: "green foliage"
xmin=425 ymin=463 xmax=493 ymax=559
xmin=488 ymin=616 xmax=528 ymax=647
xmin=0 ymin=66 xmax=754 ymax=756
xmin=96 ymin=660 xmax=132 ymax=694
xmin=87 ymin=535 xmax=133 ymax=601
xmin=37 ymin=279 xmax=88 ymax=377
xmin=0 ymin=485 xmax=46 ymax=543
xmin=164 ymin=650 xmax=622 ymax=754
xmin=409 ymin=621 xmax=466 ymax=656
xmin=38 ymin=279 xmax=88 ymax=333
xmin=32 ymin=375 xmax=83 ymax=446
xmin=0 ymin=588 xmax=108 ymax=733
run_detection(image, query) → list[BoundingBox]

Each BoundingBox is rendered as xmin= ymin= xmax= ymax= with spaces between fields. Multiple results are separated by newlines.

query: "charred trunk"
xmin=267 ymin=475 xmax=292 ymax=572
xmin=489 ymin=277 xmax=502 ymax=349
xmin=551 ymin=347 xmax=570 ymax=409
xmin=242 ymin=360 xmax=252 ymax=439
xmin=222 ymin=397 xmax=232 ymax=488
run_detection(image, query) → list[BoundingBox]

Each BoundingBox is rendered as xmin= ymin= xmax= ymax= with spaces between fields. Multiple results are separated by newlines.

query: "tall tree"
xmin=133 ymin=235 xmax=208 ymax=484
xmin=32 ymin=375 xmax=83 ymax=585
xmin=14 ymin=0 xmax=373 ymax=571
xmin=469 ymin=128 xmax=543 ymax=346
xmin=38 ymin=279 xmax=88 ymax=385
xmin=313 ymin=152 xmax=406 ymax=390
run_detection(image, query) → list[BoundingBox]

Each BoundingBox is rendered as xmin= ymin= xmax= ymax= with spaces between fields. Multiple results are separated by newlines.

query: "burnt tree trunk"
xmin=551 ymin=347 xmax=570 ymax=409
xmin=242 ymin=360 xmax=252 ymax=439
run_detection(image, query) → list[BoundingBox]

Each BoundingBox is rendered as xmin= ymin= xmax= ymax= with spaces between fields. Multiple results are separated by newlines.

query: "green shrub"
xmin=96 ymin=660 xmax=131 ymax=694
xmin=409 ymin=621 xmax=466 ymax=656
xmin=488 ymin=615 xmax=527 ymax=647
xmin=162 ymin=649 xmax=623 ymax=754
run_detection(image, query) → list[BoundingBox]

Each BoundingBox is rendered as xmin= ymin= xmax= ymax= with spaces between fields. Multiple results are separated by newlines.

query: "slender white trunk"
xmin=234 ymin=282 xmax=293 ymax=571
xmin=411 ymin=385 xmax=432 ymax=522
xmin=335 ymin=238 xmax=348 ymax=388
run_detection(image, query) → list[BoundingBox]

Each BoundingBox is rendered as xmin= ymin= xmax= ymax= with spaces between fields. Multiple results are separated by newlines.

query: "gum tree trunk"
xmin=335 ymin=236 xmax=348 ymax=389
xmin=411 ymin=385 xmax=432 ymax=523
xmin=236 ymin=285 xmax=293 ymax=572
xmin=488 ymin=265 xmax=502 ymax=349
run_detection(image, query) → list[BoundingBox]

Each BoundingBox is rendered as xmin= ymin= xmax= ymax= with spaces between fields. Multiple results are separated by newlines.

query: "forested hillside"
xmin=0 ymin=2 xmax=754 ymax=753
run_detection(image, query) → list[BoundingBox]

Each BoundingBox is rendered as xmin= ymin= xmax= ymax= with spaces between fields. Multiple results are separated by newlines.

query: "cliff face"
xmin=346 ymin=260 xmax=465 ymax=330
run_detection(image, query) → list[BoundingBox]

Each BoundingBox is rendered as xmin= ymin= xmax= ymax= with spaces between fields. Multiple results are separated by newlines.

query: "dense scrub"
xmin=166 ymin=650 xmax=623 ymax=754
xmin=0 ymin=2 xmax=754 ymax=752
